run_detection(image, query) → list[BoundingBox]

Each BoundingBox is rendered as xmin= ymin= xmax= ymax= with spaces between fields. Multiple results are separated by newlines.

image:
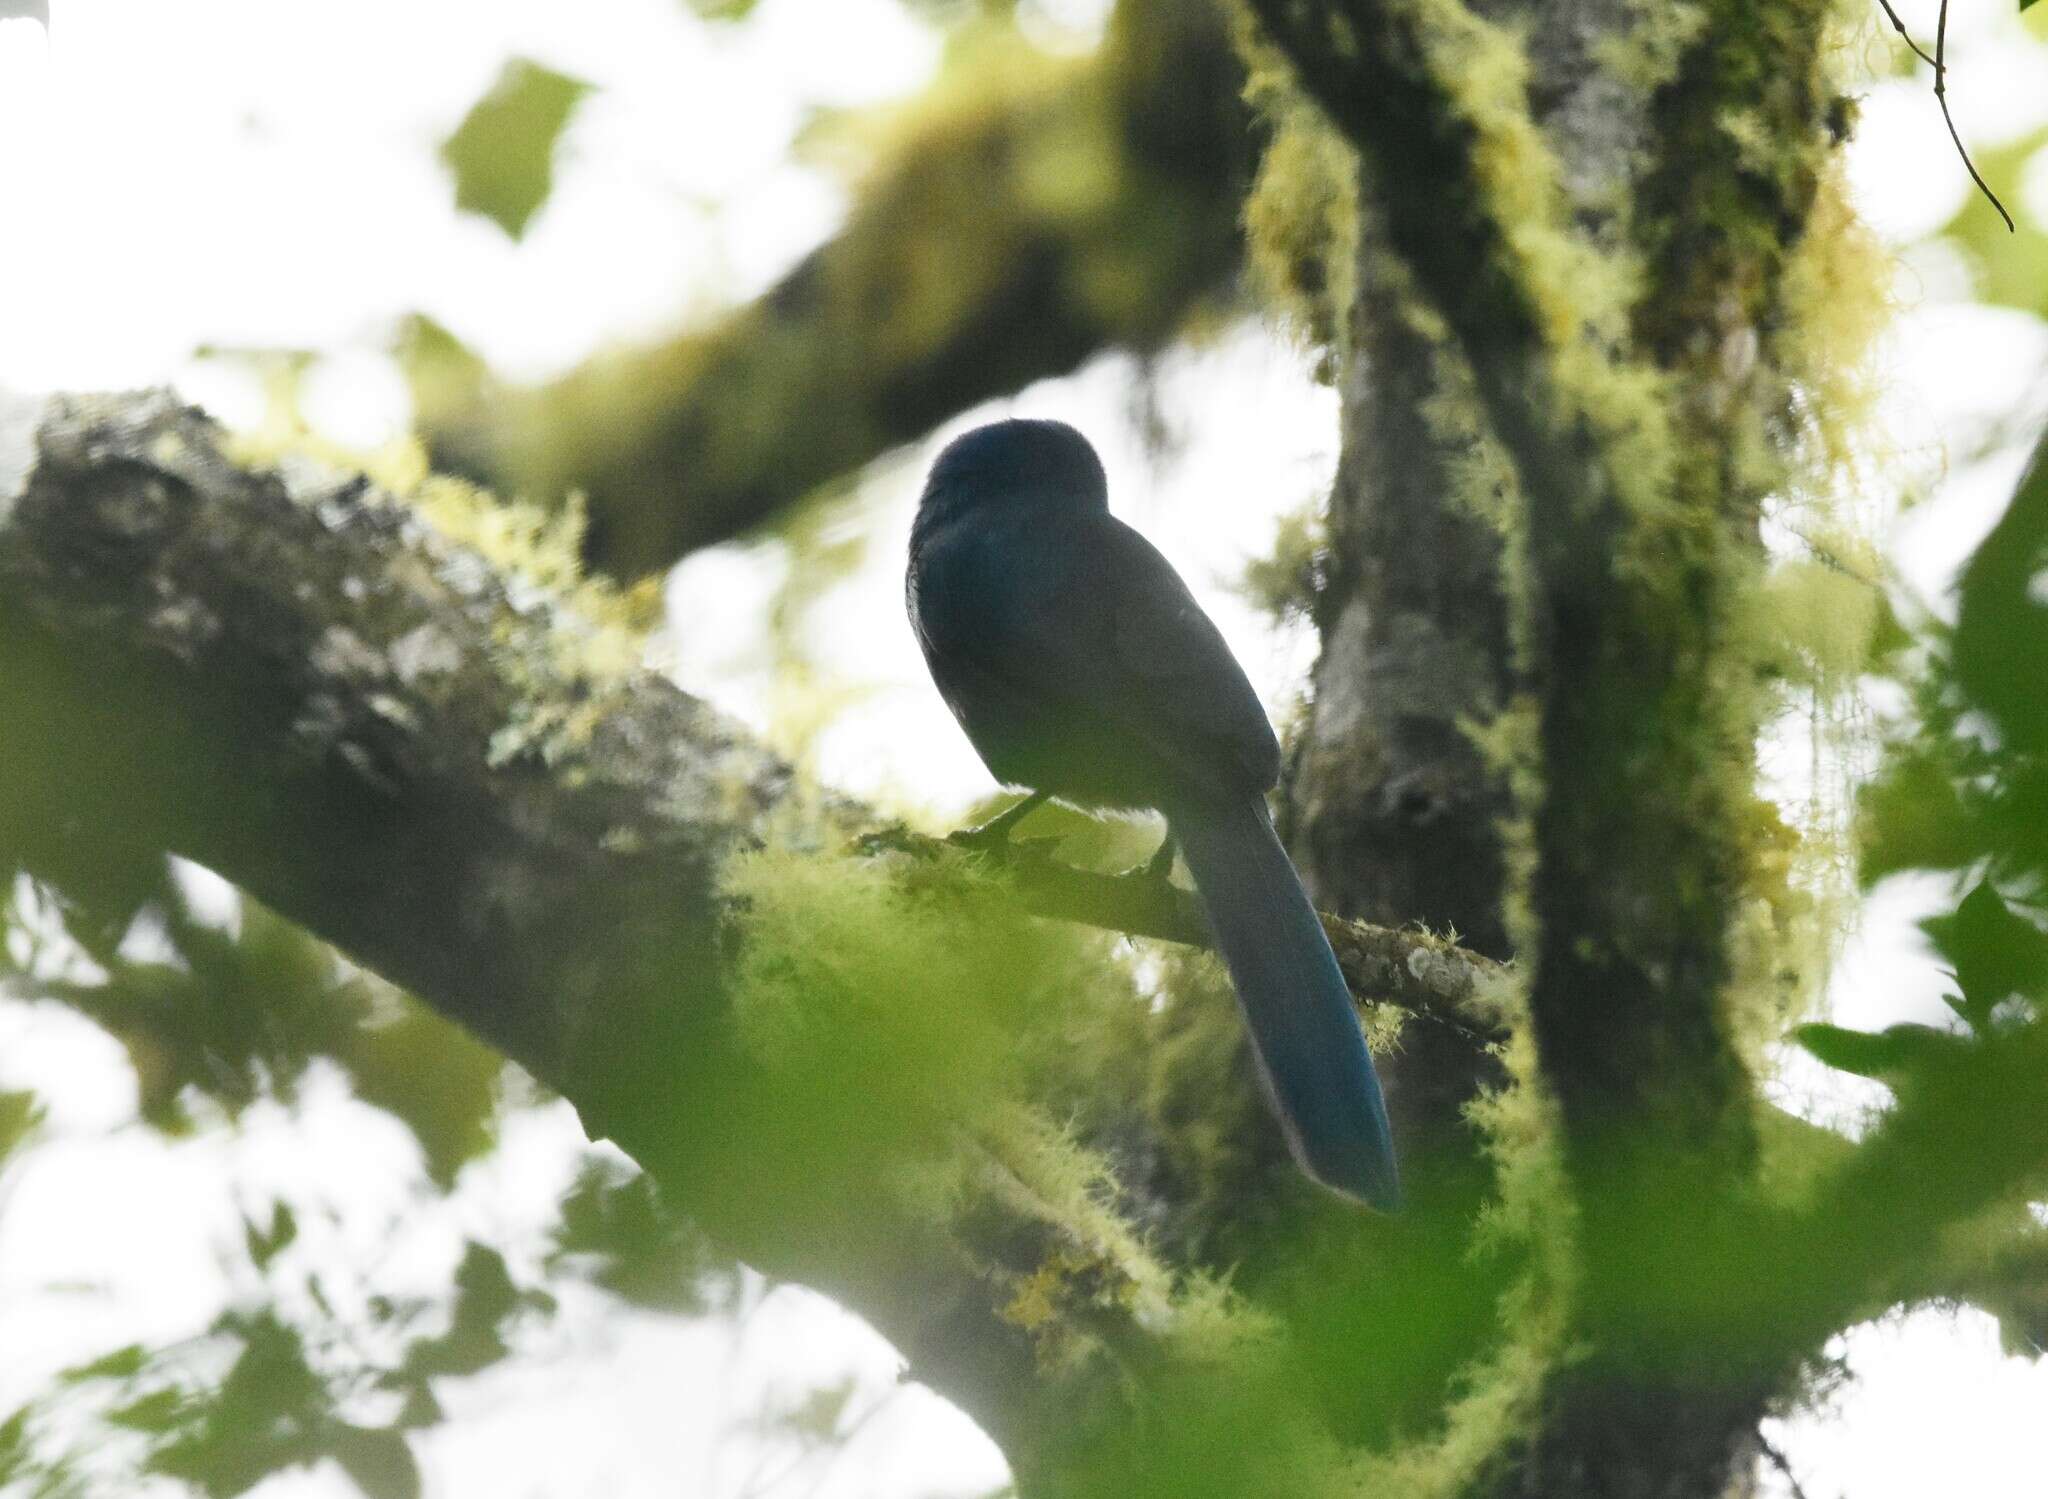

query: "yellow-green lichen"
xmin=1241 ymin=93 xmax=1360 ymax=369
xmin=1333 ymin=977 xmax=1576 ymax=1499
xmin=720 ymin=846 xmax=1113 ymax=1173
xmin=1238 ymin=503 xmax=1329 ymax=621
xmin=221 ymin=369 xmax=662 ymax=772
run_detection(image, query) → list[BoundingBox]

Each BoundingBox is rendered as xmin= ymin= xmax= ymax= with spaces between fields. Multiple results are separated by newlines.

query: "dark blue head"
xmin=919 ymin=419 xmax=1109 ymax=519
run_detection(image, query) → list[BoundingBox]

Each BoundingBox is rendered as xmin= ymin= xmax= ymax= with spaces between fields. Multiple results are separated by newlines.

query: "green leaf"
xmin=0 ymin=1408 xmax=29 ymax=1490
xmin=1922 ymin=880 xmax=2048 ymax=1022
xmin=1955 ymin=437 xmax=2048 ymax=754
xmin=682 ymin=0 xmax=760 ymax=18
xmin=243 ymin=1202 xmax=298 ymax=1270
xmin=1856 ymin=741 xmax=1980 ymax=882
xmin=398 ymin=1243 xmax=534 ymax=1380
xmin=1794 ymin=1019 xmax=1966 ymax=1081
xmin=549 ymin=1157 xmax=726 ymax=1313
xmin=331 ymin=1426 xmax=421 ymax=1499
xmin=339 ymin=1004 xmax=503 ymax=1186
xmin=441 ymin=59 xmax=593 ymax=239
xmin=58 ymin=1344 xmax=147 ymax=1384
xmin=149 ymin=1312 xmax=328 ymax=1498
xmin=1935 ymin=126 xmax=2048 ymax=311
xmin=0 ymin=1090 xmax=39 ymax=1167
xmin=757 ymin=1377 xmax=858 ymax=1445
xmin=107 ymin=1389 xmax=185 ymax=1434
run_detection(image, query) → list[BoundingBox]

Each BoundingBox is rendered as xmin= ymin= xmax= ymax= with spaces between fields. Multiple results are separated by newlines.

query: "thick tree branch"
xmin=1239 ymin=5 xmax=1842 ymax=1494
xmin=0 ymin=390 xmax=1466 ymax=1489
xmin=424 ymin=0 xmax=1250 ymax=577
xmin=0 ymin=388 xmax=1085 ymax=1463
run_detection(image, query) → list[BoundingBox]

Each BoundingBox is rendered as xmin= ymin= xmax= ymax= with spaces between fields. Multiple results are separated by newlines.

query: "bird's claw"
xmin=946 ymin=790 xmax=1049 ymax=854
xmin=1119 ymin=832 xmax=1178 ymax=884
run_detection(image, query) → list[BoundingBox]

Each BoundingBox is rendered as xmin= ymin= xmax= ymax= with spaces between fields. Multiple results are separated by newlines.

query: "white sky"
xmin=0 ymin=1 xmax=2045 ymax=1496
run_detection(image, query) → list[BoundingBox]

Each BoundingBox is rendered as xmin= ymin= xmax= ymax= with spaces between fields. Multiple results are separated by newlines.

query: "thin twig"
xmin=1756 ymin=1432 xmax=1814 ymax=1499
xmin=1871 ymin=0 xmax=1936 ymax=67
xmin=1877 ymin=0 xmax=2015 ymax=231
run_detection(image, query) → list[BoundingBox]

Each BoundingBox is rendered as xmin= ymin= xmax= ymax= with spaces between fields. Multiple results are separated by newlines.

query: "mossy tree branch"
xmin=0 ymin=389 xmax=1485 ymax=1492
xmin=9 ymin=387 xmax=2040 ymax=1499
xmin=424 ymin=0 xmax=1251 ymax=578
xmin=856 ymin=824 xmax=1508 ymax=1046
xmin=1240 ymin=0 xmax=1848 ymax=1493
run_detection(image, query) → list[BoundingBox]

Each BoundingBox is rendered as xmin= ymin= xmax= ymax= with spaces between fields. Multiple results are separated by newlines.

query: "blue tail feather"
xmin=1170 ymin=795 xmax=1400 ymax=1211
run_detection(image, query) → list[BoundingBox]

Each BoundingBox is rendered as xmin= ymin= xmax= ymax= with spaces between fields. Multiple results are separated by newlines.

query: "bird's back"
xmin=909 ymin=501 xmax=1277 ymax=811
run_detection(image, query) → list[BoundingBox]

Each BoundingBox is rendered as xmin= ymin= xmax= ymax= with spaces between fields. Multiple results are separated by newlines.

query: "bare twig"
xmin=1871 ymin=0 xmax=1937 ymax=67
xmin=1756 ymin=1432 xmax=1814 ymax=1499
xmin=1877 ymin=0 xmax=2015 ymax=232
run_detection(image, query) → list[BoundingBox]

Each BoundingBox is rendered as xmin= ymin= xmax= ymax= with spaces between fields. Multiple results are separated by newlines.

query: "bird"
xmin=905 ymin=417 xmax=1399 ymax=1210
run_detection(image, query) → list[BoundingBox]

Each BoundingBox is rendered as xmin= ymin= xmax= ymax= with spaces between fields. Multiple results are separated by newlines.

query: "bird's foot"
xmin=946 ymin=790 xmax=1049 ymax=855
xmin=1119 ymin=831 xmax=1178 ymax=885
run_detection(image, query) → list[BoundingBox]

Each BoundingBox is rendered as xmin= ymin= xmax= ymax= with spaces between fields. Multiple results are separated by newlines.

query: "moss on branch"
xmin=0 ymin=389 xmax=1395 ymax=1492
xmin=424 ymin=0 xmax=1251 ymax=578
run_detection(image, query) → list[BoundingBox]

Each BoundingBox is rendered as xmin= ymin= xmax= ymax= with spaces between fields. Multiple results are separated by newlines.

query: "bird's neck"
xmin=911 ymin=486 xmax=1105 ymax=555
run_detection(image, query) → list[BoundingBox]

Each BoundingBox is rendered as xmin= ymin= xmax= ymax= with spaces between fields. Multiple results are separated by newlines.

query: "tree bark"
xmin=1243 ymin=0 xmax=1848 ymax=1491
xmin=0 ymin=388 xmax=1504 ymax=1493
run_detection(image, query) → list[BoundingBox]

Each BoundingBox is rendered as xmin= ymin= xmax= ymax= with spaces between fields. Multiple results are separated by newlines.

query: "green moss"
xmin=1323 ymin=976 xmax=1576 ymax=1499
xmin=1241 ymin=93 xmax=1359 ymax=369
xmin=727 ymin=849 xmax=1082 ymax=1112
xmin=1592 ymin=0 xmax=1710 ymax=92
xmin=1238 ymin=504 xmax=1329 ymax=621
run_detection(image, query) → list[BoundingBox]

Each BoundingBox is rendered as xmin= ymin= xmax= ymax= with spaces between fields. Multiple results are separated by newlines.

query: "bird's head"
xmin=917 ymin=419 xmax=1109 ymax=523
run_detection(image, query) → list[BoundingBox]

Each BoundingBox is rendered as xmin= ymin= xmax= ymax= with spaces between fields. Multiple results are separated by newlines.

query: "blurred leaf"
xmin=393 ymin=313 xmax=485 ymax=394
xmin=682 ymin=0 xmax=761 ymax=16
xmin=331 ymin=1426 xmax=420 ymax=1499
xmin=49 ymin=897 xmax=358 ymax=1131
xmin=398 ymin=1243 xmax=536 ymax=1381
xmin=0 ymin=1408 xmax=27 ymax=1487
xmin=338 ymin=1003 xmax=504 ymax=1185
xmin=1791 ymin=1020 xmax=1969 ymax=1079
xmin=1858 ymin=713 xmax=1991 ymax=884
xmin=549 ymin=1156 xmax=726 ymax=1312
xmin=1937 ymin=127 xmax=2048 ymax=314
xmin=393 ymin=313 xmax=493 ymax=473
xmin=1955 ymin=435 xmax=2048 ymax=753
xmin=149 ymin=1312 xmax=328 ymax=1498
xmin=759 ymin=1376 xmax=857 ymax=1445
xmin=57 ymin=1345 xmax=147 ymax=1384
xmin=1922 ymin=880 xmax=2048 ymax=1025
xmin=0 ymin=1089 xmax=39 ymax=1167
xmin=107 ymin=1389 xmax=186 ymax=1435
xmin=440 ymin=59 xmax=593 ymax=239
xmin=388 ymin=1381 xmax=442 ymax=1432
xmin=243 ymin=1202 xmax=298 ymax=1270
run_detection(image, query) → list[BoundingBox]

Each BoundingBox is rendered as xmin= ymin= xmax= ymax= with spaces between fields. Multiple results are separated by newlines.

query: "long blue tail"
xmin=1170 ymin=794 xmax=1400 ymax=1210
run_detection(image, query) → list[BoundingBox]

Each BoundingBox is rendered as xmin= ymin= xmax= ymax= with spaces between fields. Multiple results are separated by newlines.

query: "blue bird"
xmin=906 ymin=418 xmax=1399 ymax=1210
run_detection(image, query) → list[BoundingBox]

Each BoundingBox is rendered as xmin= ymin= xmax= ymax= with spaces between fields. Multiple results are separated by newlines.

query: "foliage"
xmin=1798 ymin=439 xmax=2048 ymax=1356
xmin=3 ymin=0 xmax=2047 ymax=1496
xmin=439 ymin=60 xmax=593 ymax=241
xmin=0 ymin=846 xmax=732 ymax=1497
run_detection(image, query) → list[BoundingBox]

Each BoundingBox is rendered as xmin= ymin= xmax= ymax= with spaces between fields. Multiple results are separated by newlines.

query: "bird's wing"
xmin=1099 ymin=522 xmax=1281 ymax=793
xmin=943 ymin=514 xmax=1278 ymax=797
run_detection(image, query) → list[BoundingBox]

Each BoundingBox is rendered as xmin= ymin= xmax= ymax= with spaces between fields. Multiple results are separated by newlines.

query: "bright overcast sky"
xmin=1 ymin=1 xmax=2046 ymax=1496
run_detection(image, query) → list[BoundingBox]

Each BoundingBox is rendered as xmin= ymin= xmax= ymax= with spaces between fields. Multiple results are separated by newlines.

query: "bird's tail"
xmin=1170 ymin=794 xmax=1399 ymax=1210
